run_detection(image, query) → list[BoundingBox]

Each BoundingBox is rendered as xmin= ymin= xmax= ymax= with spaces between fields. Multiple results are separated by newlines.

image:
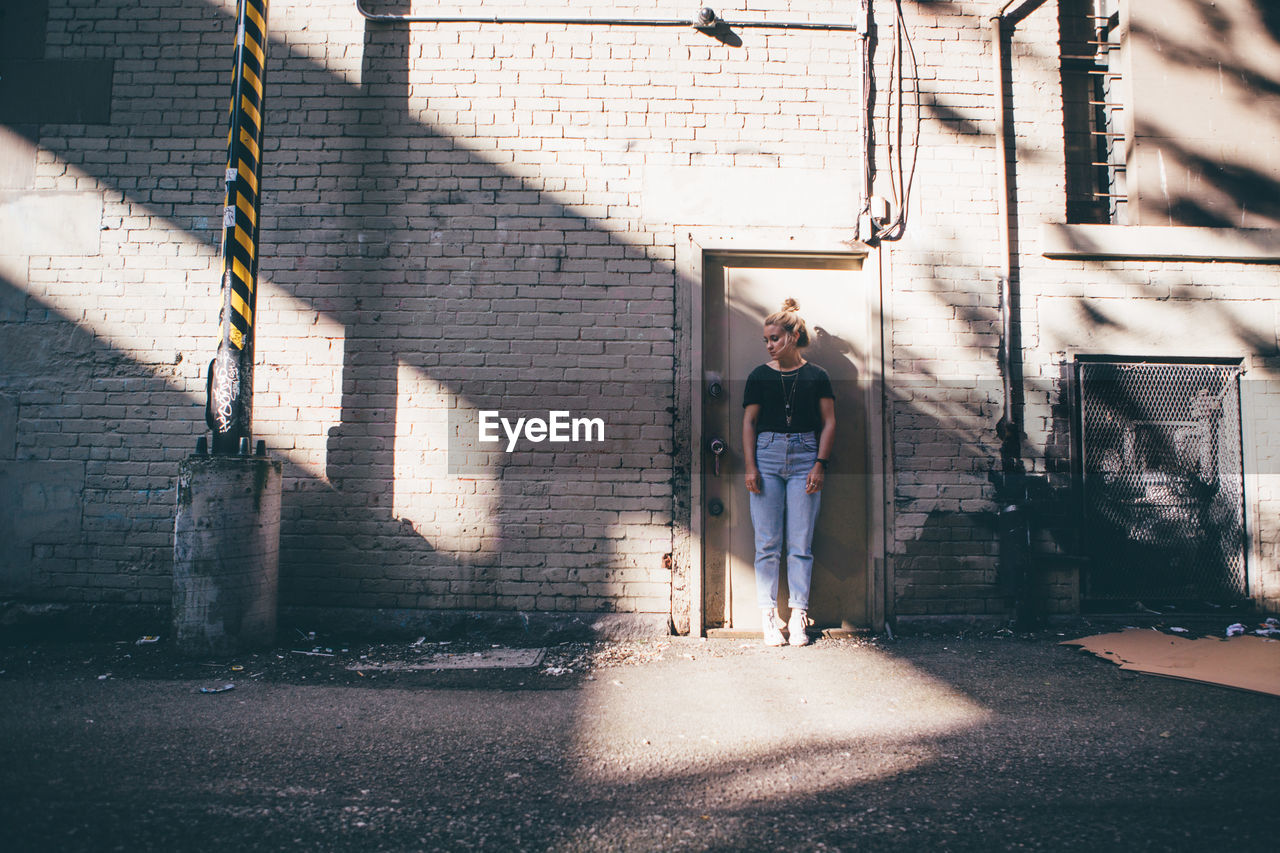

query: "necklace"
xmin=779 ymin=366 xmax=800 ymax=429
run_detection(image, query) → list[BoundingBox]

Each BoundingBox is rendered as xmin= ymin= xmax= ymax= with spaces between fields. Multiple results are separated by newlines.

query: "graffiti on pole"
xmin=207 ymin=346 xmax=242 ymax=437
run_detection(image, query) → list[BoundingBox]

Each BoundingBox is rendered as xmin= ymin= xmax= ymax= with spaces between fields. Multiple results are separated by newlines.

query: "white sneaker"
xmin=788 ymin=608 xmax=811 ymax=646
xmin=761 ymin=608 xmax=786 ymax=646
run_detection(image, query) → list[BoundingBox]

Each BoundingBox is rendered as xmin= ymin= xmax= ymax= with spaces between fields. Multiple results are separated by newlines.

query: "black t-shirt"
xmin=742 ymin=362 xmax=834 ymax=434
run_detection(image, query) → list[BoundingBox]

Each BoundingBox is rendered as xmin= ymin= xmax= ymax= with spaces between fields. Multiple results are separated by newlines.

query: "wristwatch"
xmin=816 ymin=458 xmax=829 ymax=468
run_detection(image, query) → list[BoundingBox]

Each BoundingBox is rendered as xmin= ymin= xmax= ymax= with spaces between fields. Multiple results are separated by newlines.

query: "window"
xmin=1060 ymin=0 xmax=1280 ymax=229
xmin=1062 ymin=0 xmax=1126 ymax=224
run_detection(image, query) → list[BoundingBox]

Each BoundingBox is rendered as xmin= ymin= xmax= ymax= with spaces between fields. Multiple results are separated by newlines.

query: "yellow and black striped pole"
xmin=207 ymin=0 xmax=269 ymax=454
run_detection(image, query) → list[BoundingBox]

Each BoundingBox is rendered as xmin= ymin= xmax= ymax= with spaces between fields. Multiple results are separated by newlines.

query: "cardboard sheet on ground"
xmin=1062 ymin=629 xmax=1280 ymax=697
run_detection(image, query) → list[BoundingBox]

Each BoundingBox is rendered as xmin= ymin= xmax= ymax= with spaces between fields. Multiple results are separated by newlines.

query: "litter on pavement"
xmin=347 ymin=648 xmax=546 ymax=671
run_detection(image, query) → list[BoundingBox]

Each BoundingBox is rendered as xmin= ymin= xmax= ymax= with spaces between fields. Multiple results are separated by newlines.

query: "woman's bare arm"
xmin=743 ymin=403 xmax=762 ymax=494
xmin=807 ymin=396 xmax=836 ymax=494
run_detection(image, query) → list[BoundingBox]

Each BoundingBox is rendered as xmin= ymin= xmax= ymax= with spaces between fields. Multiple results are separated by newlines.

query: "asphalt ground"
xmin=0 ymin=627 xmax=1277 ymax=852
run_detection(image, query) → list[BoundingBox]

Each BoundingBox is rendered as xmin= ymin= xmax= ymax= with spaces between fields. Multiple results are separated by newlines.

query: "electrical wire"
xmin=858 ymin=0 xmax=874 ymax=241
xmin=876 ymin=0 xmax=920 ymax=241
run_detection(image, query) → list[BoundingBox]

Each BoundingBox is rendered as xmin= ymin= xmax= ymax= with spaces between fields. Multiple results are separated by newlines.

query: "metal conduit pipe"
xmin=356 ymin=0 xmax=862 ymax=30
xmin=988 ymin=0 xmax=1047 ymax=628
xmin=989 ymin=0 xmax=1045 ymax=437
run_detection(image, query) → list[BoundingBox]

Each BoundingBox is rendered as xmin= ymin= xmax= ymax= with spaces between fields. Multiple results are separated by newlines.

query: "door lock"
xmin=707 ymin=498 xmax=724 ymax=517
xmin=706 ymin=372 xmax=724 ymax=399
xmin=709 ymin=437 xmax=725 ymax=476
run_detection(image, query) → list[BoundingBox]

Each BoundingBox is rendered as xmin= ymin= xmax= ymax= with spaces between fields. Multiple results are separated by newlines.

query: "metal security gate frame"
xmin=1076 ymin=359 xmax=1248 ymax=606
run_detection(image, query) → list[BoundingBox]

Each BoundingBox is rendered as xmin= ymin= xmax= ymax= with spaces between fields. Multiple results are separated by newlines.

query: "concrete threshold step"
xmin=704 ymin=627 xmax=867 ymax=640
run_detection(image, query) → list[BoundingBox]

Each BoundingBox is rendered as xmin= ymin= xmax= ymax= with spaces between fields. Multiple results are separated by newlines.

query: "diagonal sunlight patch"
xmin=394 ymin=359 xmax=501 ymax=550
xmin=567 ymin=643 xmax=991 ymax=807
xmin=252 ymin=287 xmax=346 ymax=479
xmin=2 ymin=151 xmax=346 ymax=480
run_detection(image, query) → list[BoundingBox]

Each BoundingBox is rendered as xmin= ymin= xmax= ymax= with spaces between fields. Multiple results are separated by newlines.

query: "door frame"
xmin=673 ymin=227 xmax=889 ymax=636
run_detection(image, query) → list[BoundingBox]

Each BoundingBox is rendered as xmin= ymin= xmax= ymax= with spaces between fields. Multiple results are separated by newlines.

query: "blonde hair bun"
xmin=765 ymin=297 xmax=810 ymax=348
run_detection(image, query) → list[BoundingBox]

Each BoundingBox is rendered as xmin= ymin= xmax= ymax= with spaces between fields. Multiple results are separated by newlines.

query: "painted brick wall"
xmin=1011 ymin=0 xmax=1280 ymax=616
xmin=879 ymin=0 xmax=1280 ymax=617
xmin=3 ymin=0 xmax=864 ymax=621
xmin=872 ymin=1 xmax=1008 ymax=617
xmin=6 ymin=0 xmax=1278 ymax=626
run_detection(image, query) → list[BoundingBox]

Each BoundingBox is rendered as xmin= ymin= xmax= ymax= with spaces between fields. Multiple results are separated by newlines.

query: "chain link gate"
xmin=1077 ymin=361 xmax=1247 ymax=605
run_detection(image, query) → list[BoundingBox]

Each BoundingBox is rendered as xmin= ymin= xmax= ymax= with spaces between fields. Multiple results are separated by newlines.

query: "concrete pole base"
xmin=173 ymin=453 xmax=283 ymax=656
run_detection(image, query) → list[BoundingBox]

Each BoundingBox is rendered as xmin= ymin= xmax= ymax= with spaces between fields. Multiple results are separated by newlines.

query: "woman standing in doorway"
xmin=742 ymin=298 xmax=836 ymax=646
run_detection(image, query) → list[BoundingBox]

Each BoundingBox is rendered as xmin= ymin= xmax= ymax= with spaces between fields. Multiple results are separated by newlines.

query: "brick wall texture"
xmin=3 ymin=0 xmax=1279 ymax=625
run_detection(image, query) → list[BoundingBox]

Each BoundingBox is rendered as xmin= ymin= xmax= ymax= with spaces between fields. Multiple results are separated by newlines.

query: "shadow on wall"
xmin=1126 ymin=1 xmax=1280 ymax=228
xmin=4 ymin=0 xmax=902 ymax=628
xmin=4 ymin=0 xmax=1005 ymax=629
xmin=0 ymin=271 xmax=177 ymax=608
xmin=3 ymin=0 xmax=687 ymax=629
xmin=7 ymin=0 xmax=1280 ymax=629
xmin=288 ymin=6 xmax=679 ymax=623
xmin=1127 ymin=123 xmax=1280 ymax=229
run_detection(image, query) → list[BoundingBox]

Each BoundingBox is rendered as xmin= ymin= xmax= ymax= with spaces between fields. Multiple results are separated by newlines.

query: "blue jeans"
xmin=749 ymin=431 xmax=821 ymax=611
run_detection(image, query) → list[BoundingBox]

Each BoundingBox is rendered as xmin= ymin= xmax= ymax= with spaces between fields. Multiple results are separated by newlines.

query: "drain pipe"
xmin=989 ymin=0 xmax=1045 ymax=629
xmin=990 ymin=0 xmax=1048 ymax=430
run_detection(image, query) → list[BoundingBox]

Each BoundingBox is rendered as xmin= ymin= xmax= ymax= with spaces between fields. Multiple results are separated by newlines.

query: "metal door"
xmin=702 ymin=254 xmax=870 ymax=631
